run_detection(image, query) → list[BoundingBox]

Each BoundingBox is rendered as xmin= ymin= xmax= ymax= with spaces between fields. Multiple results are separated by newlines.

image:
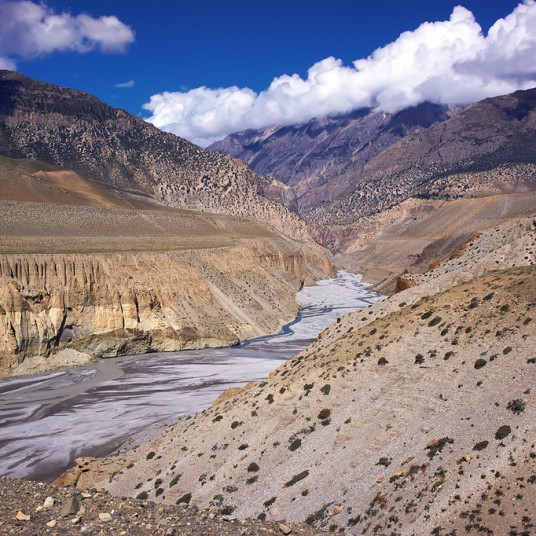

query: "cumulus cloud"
xmin=115 ymin=80 xmax=135 ymax=88
xmin=0 ymin=0 xmax=134 ymax=68
xmin=144 ymin=1 xmax=536 ymax=147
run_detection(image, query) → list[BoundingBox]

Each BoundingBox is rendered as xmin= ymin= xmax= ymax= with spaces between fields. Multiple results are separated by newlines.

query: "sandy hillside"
xmin=333 ymin=192 xmax=536 ymax=293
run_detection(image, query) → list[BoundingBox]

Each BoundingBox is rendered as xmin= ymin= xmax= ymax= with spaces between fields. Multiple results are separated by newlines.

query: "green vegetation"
xmin=318 ymin=409 xmax=331 ymax=420
xmin=495 ymin=425 xmax=512 ymax=440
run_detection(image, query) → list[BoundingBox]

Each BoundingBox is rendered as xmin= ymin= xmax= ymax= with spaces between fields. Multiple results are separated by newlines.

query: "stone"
xmin=72 ymin=516 xmax=82 ymax=524
xmin=279 ymin=523 xmax=293 ymax=535
xmin=99 ymin=512 xmax=112 ymax=522
xmin=15 ymin=509 xmax=31 ymax=521
xmin=46 ymin=519 xmax=57 ymax=528
xmin=43 ymin=496 xmax=54 ymax=508
xmin=52 ymin=469 xmax=79 ymax=487
xmin=332 ymin=505 xmax=342 ymax=515
xmin=59 ymin=495 xmax=80 ymax=517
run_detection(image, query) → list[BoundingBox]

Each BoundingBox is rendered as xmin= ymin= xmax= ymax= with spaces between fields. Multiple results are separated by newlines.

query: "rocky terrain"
xmin=211 ymin=89 xmax=536 ymax=226
xmin=0 ymin=71 xmax=308 ymax=240
xmin=1 ymin=71 xmax=536 ymax=535
xmin=210 ymin=102 xmax=456 ymax=216
xmin=0 ymin=477 xmax=321 ymax=535
xmin=0 ymin=156 xmax=333 ymax=377
xmin=58 ymin=214 xmax=535 ymax=534
xmin=320 ymin=89 xmax=536 ymax=224
xmin=331 ymin=191 xmax=536 ymax=294
xmin=210 ymin=88 xmax=536 ymax=295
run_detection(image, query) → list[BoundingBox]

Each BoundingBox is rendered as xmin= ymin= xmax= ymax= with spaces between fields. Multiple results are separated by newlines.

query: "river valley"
xmin=0 ymin=271 xmax=381 ymax=483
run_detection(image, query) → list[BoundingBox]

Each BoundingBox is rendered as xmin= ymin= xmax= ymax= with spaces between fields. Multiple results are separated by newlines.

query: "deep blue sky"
xmin=12 ymin=0 xmax=523 ymax=117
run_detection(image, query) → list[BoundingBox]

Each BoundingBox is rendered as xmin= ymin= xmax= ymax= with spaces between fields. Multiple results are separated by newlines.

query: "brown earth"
xmin=331 ymin=192 xmax=536 ymax=294
xmin=0 ymin=154 xmax=154 ymax=210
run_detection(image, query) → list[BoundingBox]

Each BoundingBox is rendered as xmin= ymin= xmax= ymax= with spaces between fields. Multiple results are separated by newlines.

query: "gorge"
xmin=0 ymin=69 xmax=535 ymax=536
xmin=0 ymin=271 xmax=382 ymax=482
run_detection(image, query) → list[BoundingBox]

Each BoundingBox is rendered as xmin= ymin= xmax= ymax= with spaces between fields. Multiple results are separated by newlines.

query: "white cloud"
xmin=0 ymin=56 xmax=15 ymax=69
xmin=0 ymin=0 xmax=134 ymax=69
xmin=115 ymin=80 xmax=135 ymax=88
xmin=143 ymin=1 xmax=536 ymax=147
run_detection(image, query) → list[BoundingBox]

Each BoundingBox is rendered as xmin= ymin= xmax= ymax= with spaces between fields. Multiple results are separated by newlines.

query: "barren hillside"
xmin=331 ymin=192 xmax=536 ymax=293
xmin=0 ymin=71 xmax=310 ymax=240
xmin=209 ymin=103 xmax=454 ymax=215
xmin=313 ymin=89 xmax=536 ymax=225
xmin=65 ymin=217 xmax=536 ymax=535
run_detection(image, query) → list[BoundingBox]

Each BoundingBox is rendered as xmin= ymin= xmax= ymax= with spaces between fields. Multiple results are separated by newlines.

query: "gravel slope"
xmin=0 ymin=477 xmax=321 ymax=535
xmin=61 ymin=216 xmax=536 ymax=535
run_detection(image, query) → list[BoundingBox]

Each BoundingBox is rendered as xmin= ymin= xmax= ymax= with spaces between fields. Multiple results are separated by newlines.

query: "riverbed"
xmin=0 ymin=271 xmax=382 ymax=482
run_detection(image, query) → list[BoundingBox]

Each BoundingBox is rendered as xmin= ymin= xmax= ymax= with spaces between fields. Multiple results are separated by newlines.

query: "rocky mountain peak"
xmin=209 ymin=102 xmax=455 ymax=215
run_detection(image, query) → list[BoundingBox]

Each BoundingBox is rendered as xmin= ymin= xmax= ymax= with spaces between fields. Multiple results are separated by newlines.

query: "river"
xmin=0 ymin=271 xmax=382 ymax=482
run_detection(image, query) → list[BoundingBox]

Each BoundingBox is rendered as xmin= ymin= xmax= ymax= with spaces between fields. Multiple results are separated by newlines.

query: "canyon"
xmin=0 ymin=155 xmax=333 ymax=377
xmin=0 ymin=71 xmax=535 ymax=535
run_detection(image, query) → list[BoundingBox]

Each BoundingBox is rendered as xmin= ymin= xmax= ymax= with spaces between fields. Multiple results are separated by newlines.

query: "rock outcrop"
xmin=0 ymin=240 xmax=334 ymax=377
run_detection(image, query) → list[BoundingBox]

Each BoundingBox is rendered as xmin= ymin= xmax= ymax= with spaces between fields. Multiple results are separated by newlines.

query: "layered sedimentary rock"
xmin=0 ymin=240 xmax=334 ymax=377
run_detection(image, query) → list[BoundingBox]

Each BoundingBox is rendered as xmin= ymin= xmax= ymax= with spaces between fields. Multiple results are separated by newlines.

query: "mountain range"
xmin=212 ymin=88 xmax=536 ymax=291
xmin=0 ymin=70 xmax=307 ymax=240
xmin=0 ymin=70 xmax=535 ymax=535
xmin=211 ymin=90 xmax=536 ymax=224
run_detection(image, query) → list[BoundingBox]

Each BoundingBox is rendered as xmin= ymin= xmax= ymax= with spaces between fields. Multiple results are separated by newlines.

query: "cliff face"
xmin=0 ymin=240 xmax=334 ymax=377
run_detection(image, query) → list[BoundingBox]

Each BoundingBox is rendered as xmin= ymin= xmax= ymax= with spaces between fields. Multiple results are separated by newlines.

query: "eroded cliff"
xmin=0 ymin=239 xmax=334 ymax=377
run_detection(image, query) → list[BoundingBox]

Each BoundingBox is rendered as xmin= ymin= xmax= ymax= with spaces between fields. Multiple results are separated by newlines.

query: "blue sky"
xmin=1 ymin=0 xmax=534 ymax=145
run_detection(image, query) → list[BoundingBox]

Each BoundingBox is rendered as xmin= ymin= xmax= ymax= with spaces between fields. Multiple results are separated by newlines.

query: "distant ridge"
xmin=211 ymin=89 xmax=536 ymax=225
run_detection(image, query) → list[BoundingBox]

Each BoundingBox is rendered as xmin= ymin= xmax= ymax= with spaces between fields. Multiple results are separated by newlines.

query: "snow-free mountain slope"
xmin=0 ymin=70 xmax=310 ymax=239
xmin=71 ymin=216 xmax=536 ymax=535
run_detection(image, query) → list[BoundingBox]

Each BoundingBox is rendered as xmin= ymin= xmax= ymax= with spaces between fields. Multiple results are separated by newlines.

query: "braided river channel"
xmin=0 ymin=271 xmax=382 ymax=482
